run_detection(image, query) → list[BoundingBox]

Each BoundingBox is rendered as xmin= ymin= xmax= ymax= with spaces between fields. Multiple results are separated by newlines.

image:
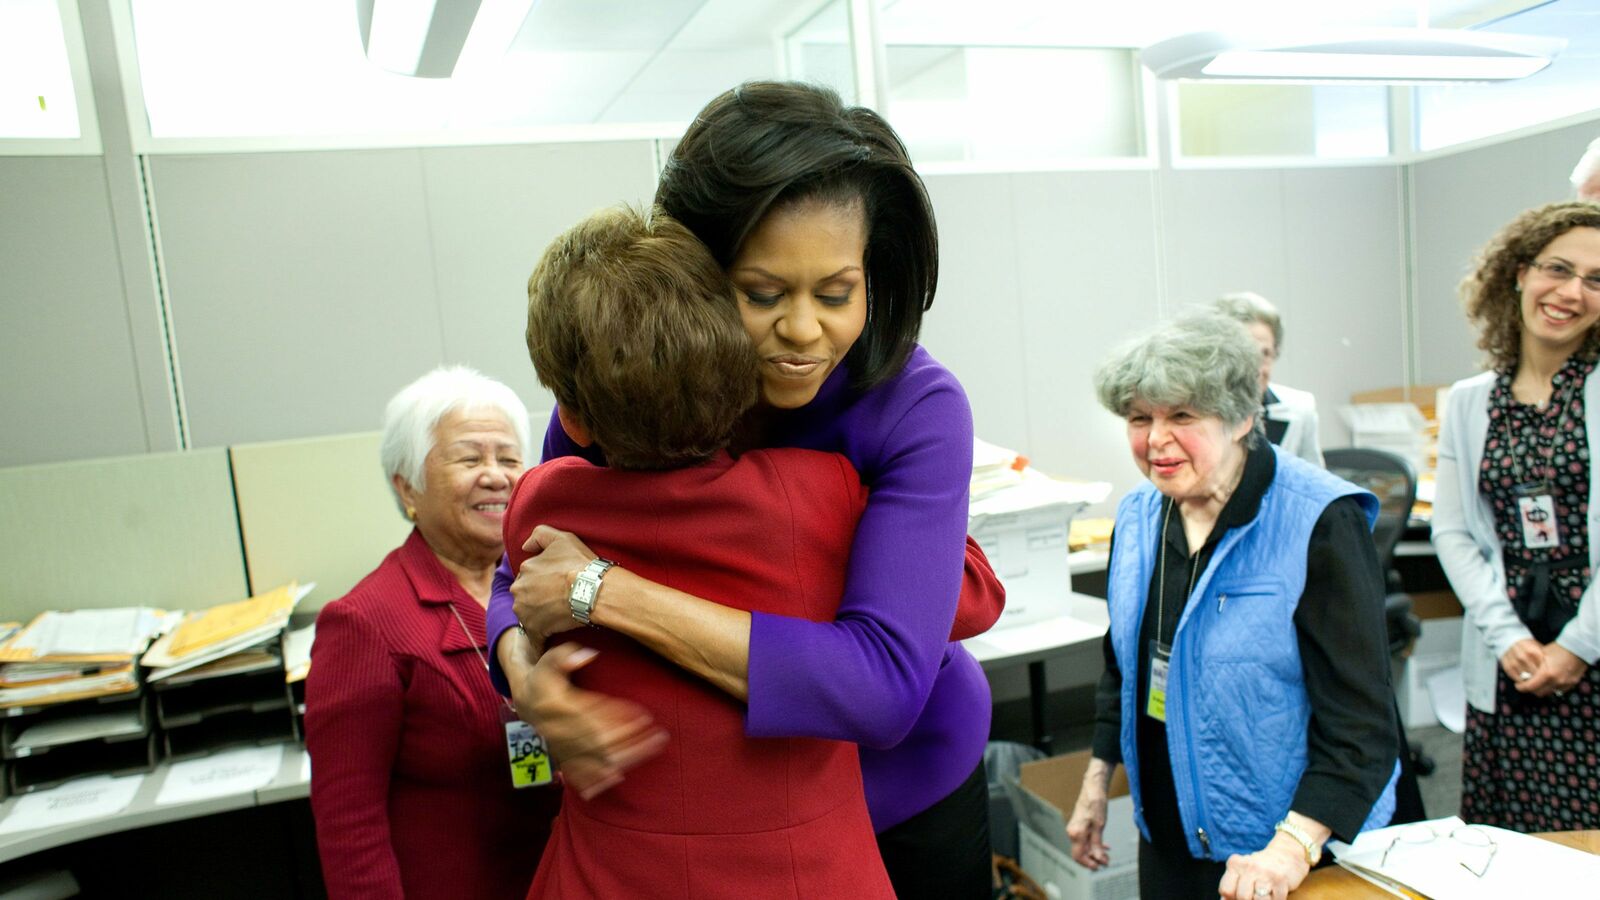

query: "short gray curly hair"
xmin=379 ymin=366 xmax=533 ymax=515
xmin=1094 ymin=312 xmax=1264 ymax=447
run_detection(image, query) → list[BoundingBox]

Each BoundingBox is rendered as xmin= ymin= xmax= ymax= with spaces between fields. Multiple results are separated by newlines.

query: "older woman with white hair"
xmin=1065 ymin=313 xmax=1400 ymax=900
xmin=306 ymin=365 xmax=559 ymax=899
xmin=1213 ymin=292 xmax=1324 ymax=467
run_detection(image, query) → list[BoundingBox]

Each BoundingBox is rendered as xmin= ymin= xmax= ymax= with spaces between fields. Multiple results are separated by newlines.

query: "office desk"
xmin=0 ymin=743 xmax=309 ymax=865
xmin=1295 ymin=830 xmax=1600 ymax=897
xmin=963 ymin=593 xmax=1108 ymax=751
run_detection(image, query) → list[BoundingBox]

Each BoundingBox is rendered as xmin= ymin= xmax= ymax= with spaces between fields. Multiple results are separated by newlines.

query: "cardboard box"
xmin=970 ymin=503 xmax=1075 ymax=630
xmin=1005 ymin=751 xmax=1140 ymax=900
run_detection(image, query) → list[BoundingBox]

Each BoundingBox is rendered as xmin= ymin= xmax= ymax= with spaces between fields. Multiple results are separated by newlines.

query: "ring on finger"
xmin=1254 ymin=887 xmax=1271 ymax=898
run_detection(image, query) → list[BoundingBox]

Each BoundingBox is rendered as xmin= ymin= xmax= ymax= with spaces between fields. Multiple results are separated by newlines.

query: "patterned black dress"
xmin=1460 ymin=351 xmax=1600 ymax=831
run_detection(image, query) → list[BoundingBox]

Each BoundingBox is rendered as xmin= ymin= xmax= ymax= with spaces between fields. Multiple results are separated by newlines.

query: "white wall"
xmin=922 ymin=164 xmax=1407 ymax=514
xmin=1409 ymin=119 xmax=1600 ymax=387
xmin=146 ymin=142 xmax=659 ymax=448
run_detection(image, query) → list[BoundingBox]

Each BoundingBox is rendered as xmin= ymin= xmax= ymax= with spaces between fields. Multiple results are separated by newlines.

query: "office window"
xmin=1414 ymin=1 xmax=1600 ymax=151
xmin=1176 ymin=83 xmax=1390 ymax=159
xmin=884 ymin=46 xmax=1145 ymax=165
xmin=784 ymin=1 xmax=856 ymax=102
xmin=0 ymin=0 xmax=85 ymax=141
xmin=126 ymin=0 xmax=818 ymax=143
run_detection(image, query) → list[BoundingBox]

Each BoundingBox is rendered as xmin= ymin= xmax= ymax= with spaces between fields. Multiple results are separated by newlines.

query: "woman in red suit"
xmin=508 ymin=206 xmax=893 ymax=898
xmin=305 ymin=366 xmax=561 ymax=899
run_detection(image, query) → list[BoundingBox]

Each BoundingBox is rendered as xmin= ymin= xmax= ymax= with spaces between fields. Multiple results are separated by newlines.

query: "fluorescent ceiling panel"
xmin=0 ymin=0 xmax=81 ymax=138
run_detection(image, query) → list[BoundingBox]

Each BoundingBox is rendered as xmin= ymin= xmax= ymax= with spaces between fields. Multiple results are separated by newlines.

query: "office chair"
xmin=1324 ymin=448 xmax=1433 ymax=818
xmin=1324 ymin=448 xmax=1423 ymax=652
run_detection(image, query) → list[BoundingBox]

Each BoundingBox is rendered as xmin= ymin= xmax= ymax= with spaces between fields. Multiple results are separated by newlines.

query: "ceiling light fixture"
xmin=357 ymin=0 xmax=537 ymax=78
xmin=1141 ymin=29 xmax=1564 ymax=83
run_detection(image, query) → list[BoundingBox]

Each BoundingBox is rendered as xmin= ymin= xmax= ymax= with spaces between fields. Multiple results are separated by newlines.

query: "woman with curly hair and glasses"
xmin=1434 ymin=201 xmax=1600 ymax=833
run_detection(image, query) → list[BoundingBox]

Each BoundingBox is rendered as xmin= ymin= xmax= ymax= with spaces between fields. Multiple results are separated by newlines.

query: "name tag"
xmin=1517 ymin=494 xmax=1560 ymax=550
xmin=502 ymin=708 xmax=554 ymax=789
xmin=1146 ymin=640 xmax=1171 ymax=724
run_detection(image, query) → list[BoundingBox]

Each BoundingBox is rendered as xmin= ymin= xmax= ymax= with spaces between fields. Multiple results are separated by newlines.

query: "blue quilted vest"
xmin=1108 ymin=446 xmax=1399 ymax=860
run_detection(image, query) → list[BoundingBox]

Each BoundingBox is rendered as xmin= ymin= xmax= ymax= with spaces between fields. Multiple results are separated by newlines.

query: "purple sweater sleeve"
xmin=486 ymin=409 xmax=598 ymax=696
xmin=745 ymin=376 xmax=974 ymax=749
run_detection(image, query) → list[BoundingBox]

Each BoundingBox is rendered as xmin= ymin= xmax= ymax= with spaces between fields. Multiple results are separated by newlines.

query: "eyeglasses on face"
xmin=1379 ymin=823 xmax=1498 ymax=878
xmin=1527 ymin=259 xmax=1600 ymax=295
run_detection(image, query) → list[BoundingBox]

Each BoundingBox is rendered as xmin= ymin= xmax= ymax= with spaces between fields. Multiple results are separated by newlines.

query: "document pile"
xmin=141 ymin=583 xmax=311 ymax=682
xmin=1329 ymin=816 xmax=1600 ymax=899
xmin=0 ymin=608 xmax=181 ymax=708
xmin=968 ymin=438 xmax=1112 ymax=629
xmin=972 ymin=437 xmax=1030 ymax=501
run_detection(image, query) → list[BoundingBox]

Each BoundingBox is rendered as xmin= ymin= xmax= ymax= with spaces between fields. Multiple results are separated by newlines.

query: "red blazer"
xmin=306 ymin=529 xmax=560 ymax=899
xmin=508 ymin=450 xmax=893 ymax=900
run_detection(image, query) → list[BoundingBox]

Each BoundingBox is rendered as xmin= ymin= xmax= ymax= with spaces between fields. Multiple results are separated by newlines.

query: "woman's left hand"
xmin=513 ymin=525 xmax=599 ymax=641
xmin=1217 ymin=839 xmax=1309 ymax=900
xmin=1526 ymin=641 xmax=1589 ymax=697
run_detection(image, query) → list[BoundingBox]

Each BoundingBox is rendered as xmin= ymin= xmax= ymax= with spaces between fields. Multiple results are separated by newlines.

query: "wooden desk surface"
xmin=1294 ymin=830 xmax=1600 ymax=898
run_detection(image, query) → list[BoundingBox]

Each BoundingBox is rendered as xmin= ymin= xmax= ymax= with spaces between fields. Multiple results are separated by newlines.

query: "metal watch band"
xmin=1274 ymin=819 xmax=1321 ymax=866
xmin=568 ymin=557 xmax=615 ymax=626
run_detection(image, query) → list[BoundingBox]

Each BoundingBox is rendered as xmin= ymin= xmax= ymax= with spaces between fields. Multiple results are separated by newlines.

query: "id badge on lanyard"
xmin=1146 ymin=640 xmax=1172 ymax=723
xmin=499 ymin=705 xmax=554 ymax=789
xmin=1515 ymin=481 xmax=1560 ymax=550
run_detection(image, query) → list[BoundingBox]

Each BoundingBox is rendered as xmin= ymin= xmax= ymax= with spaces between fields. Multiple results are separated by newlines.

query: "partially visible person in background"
xmin=306 ymin=366 xmax=560 ymax=899
xmin=1433 ymin=201 xmax=1600 ymax=833
xmin=1572 ymin=136 xmax=1600 ymax=202
xmin=1214 ymin=292 xmax=1324 ymax=467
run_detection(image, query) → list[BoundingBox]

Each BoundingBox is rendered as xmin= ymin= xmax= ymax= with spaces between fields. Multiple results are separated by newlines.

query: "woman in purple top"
xmin=491 ymin=81 xmax=997 ymax=897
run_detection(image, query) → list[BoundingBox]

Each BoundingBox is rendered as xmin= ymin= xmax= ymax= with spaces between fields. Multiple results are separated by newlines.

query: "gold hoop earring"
xmin=405 ymin=506 xmax=417 ymax=522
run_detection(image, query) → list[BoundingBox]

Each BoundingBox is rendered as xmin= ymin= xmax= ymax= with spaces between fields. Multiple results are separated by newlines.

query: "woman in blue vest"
xmin=1066 ymin=312 xmax=1400 ymax=900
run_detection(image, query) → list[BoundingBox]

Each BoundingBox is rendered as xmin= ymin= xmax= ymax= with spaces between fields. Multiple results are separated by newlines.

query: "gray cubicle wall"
xmin=230 ymin=432 xmax=413 ymax=612
xmin=921 ymin=163 xmax=1407 ymax=518
xmin=145 ymin=140 xmax=658 ymax=450
xmin=0 ymin=157 xmax=157 ymax=467
xmin=0 ymin=449 xmax=249 ymax=620
xmin=1409 ymin=118 xmax=1600 ymax=386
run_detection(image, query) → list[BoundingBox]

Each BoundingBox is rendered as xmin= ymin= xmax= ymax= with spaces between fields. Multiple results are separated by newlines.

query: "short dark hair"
xmin=1462 ymin=201 xmax=1600 ymax=370
xmin=525 ymin=206 xmax=758 ymax=470
xmin=656 ymin=80 xmax=938 ymax=391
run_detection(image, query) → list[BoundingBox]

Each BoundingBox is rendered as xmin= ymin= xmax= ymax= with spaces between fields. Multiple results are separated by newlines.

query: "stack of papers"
xmin=970 ymin=438 xmax=1112 ymax=518
xmin=973 ymin=437 xmax=1029 ymax=501
xmin=1330 ymin=816 xmax=1600 ymax=898
xmin=282 ymin=624 xmax=314 ymax=684
xmin=142 ymin=583 xmax=310 ymax=683
xmin=0 ymin=608 xmax=181 ymax=708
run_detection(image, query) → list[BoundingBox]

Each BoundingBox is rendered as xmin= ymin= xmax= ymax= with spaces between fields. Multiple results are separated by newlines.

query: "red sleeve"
xmin=949 ymin=535 xmax=1006 ymax=641
xmin=305 ymin=600 xmax=406 ymax=900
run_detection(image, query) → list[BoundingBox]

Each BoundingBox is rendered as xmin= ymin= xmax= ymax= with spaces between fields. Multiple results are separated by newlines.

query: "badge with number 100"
xmin=503 ymin=715 xmax=554 ymax=789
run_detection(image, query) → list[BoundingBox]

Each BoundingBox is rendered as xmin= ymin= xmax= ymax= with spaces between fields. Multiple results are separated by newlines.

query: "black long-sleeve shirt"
xmin=1091 ymin=444 xmax=1399 ymax=847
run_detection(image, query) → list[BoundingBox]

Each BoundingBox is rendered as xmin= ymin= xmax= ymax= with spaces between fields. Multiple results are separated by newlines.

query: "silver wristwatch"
xmin=568 ymin=558 xmax=615 ymax=625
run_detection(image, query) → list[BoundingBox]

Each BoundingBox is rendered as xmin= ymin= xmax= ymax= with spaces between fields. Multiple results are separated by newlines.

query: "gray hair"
xmin=380 ymin=365 xmax=533 ymax=514
xmin=1094 ymin=312 xmax=1264 ymax=447
xmin=1213 ymin=291 xmax=1284 ymax=353
xmin=1572 ymin=136 xmax=1600 ymax=198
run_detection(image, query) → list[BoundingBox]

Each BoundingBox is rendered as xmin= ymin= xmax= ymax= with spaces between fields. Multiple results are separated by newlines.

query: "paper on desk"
xmin=1427 ymin=665 xmax=1466 ymax=734
xmin=0 ymin=774 xmax=144 ymax=834
xmin=1330 ymin=816 xmax=1600 ymax=899
xmin=2 ymin=608 xmax=178 ymax=659
xmin=970 ymin=468 xmax=1111 ymax=519
xmin=155 ymin=744 xmax=284 ymax=806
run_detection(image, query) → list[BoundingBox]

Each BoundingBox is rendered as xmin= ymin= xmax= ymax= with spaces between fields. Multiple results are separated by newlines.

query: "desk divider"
xmin=0 ymin=449 xmax=248 ymax=620
xmin=229 ymin=432 xmax=411 ymax=613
